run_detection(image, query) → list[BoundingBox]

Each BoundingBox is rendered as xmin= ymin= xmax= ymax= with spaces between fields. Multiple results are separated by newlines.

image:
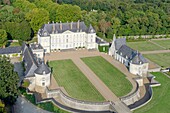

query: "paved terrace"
xmin=45 ymin=50 xmax=138 ymax=113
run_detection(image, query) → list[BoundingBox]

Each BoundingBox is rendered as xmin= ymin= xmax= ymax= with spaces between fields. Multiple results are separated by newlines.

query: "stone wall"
xmin=148 ymin=67 xmax=161 ymax=72
xmin=130 ymin=86 xmax=153 ymax=111
xmin=45 ymin=88 xmax=116 ymax=112
xmin=120 ymin=82 xmax=140 ymax=106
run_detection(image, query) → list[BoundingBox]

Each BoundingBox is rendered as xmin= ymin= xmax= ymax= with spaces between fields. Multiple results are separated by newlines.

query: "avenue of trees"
xmin=0 ymin=56 xmax=19 ymax=105
xmin=0 ymin=0 xmax=170 ymax=46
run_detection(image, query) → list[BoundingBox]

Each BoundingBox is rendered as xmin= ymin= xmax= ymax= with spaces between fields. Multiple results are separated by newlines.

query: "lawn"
xmin=152 ymin=39 xmax=170 ymax=49
xmin=127 ymin=41 xmax=164 ymax=51
xmin=81 ymin=56 xmax=132 ymax=97
xmin=134 ymin=72 xmax=170 ymax=113
xmin=49 ymin=60 xmax=105 ymax=102
xmin=144 ymin=53 xmax=170 ymax=67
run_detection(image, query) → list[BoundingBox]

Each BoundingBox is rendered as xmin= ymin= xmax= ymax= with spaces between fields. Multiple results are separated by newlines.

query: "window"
xmin=42 ymin=82 xmax=45 ymax=86
xmin=66 ymin=39 xmax=68 ymax=43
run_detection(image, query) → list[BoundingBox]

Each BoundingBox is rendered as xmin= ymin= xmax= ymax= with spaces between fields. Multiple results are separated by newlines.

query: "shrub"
xmin=22 ymin=79 xmax=30 ymax=88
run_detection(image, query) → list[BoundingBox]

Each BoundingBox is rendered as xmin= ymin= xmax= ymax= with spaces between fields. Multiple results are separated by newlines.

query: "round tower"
xmin=34 ymin=62 xmax=51 ymax=93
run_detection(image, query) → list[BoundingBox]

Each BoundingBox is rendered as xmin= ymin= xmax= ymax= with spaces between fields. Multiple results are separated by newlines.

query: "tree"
xmin=25 ymin=8 xmax=49 ymax=33
xmin=56 ymin=4 xmax=82 ymax=22
xmin=111 ymin=17 xmax=120 ymax=34
xmin=0 ymin=56 xmax=19 ymax=105
xmin=34 ymin=0 xmax=59 ymax=22
xmin=2 ymin=21 xmax=32 ymax=41
xmin=13 ymin=0 xmax=36 ymax=12
xmin=0 ymin=29 xmax=7 ymax=47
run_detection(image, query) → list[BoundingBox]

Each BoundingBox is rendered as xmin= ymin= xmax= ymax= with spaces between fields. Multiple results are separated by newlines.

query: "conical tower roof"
xmin=34 ymin=62 xmax=50 ymax=75
xmin=87 ymin=24 xmax=95 ymax=33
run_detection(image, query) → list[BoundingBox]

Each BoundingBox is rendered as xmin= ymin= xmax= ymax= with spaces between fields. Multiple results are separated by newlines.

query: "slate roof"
xmin=117 ymin=45 xmax=137 ymax=60
xmin=0 ymin=46 xmax=21 ymax=54
xmin=22 ymin=43 xmax=38 ymax=77
xmin=34 ymin=62 xmax=50 ymax=75
xmin=38 ymin=21 xmax=95 ymax=37
xmin=30 ymin=43 xmax=43 ymax=50
xmin=87 ymin=24 xmax=95 ymax=33
xmin=115 ymin=38 xmax=126 ymax=50
xmin=131 ymin=53 xmax=148 ymax=64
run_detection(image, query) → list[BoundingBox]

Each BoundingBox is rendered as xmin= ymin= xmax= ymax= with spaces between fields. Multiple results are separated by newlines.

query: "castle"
xmin=38 ymin=21 xmax=96 ymax=53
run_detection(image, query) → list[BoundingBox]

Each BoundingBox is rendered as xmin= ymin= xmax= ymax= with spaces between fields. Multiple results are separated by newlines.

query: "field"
xmin=134 ymin=72 xmax=170 ymax=113
xmin=81 ymin=56 xmax=132 ymax=97
xmin=49 ymin=60 xmax=105 ymax=102
xmin=152 ymin=39 xmax=170 ymax=49
xmin=144 ymin=53 xmax=170 ymax=67
xmin=127 ymin=41 xmax=164 ymax=51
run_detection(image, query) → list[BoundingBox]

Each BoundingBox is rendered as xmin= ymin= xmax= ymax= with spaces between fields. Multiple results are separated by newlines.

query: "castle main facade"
xmin=38 ymin=21 xmax=96 ymax=53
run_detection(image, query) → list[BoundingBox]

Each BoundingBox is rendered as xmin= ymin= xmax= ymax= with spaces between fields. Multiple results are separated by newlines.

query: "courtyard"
xmin=45 ymin=50 xmax=136 ymax=112
xmin=49 ymin=59 xmax=105 ymax=102
xmin=81 ymin=56 xmax=132 ymax=97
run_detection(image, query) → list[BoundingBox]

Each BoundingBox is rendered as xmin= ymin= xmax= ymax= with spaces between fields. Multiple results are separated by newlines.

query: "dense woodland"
xmin=0 ymin=0 xmax=170 ymax=46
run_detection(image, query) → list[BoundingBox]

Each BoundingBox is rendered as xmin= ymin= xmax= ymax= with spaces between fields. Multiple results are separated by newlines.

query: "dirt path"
xmin=45 ymin=50 xmax=133 ymax=113
xmin=72 ymin=57 xmax=119 ymax=101
xmin=100 ymin=54 xmax=137 ymax=96
xmin=149 ymin=40 xmax=166 ymax=49
xmin=141 ymin=50 xmax=170 ymax=54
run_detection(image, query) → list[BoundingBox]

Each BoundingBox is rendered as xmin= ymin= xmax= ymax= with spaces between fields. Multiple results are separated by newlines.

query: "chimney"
xmin=60 ymin=21 xmax=62 ymax=30
xmin=52 ymin=23 xmax=55 ymax=33
xmin=70 ymin=21 xmax=73 ymax=29
xmin=77 ymin=20 xmax=80 ymax=29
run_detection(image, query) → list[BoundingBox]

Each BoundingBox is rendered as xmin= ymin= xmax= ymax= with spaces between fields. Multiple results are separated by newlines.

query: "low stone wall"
xmin=45 ymin=88 xmax=115 ymax=112
xmin=148 ymin=67 xmax=161 ymax=72
xmin=130 ymin=86 xmax=153 ymax=111
xmin=120 ymin=82 xmax=140 ymax=106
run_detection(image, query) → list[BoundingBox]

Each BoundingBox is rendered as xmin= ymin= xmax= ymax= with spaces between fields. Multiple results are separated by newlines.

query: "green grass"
xmin=37 ymin=102 xmax=68 ymax=113
xmin=152 ymin=40 xmax=170 ymax=49
xmin=134 ymin=72 xmax=170 ymax=113
xmin=27 ymin=37 xmax=37 ymax=44
xmin=81 ymin=56 xmax=132 ymax=97
xmin=144 ymin=53 xmax=170 ymax=67
xmin=49 ymin=60 xmax=105 ymax=102
xmin=127 ymin=41 xmax=164 ymax=51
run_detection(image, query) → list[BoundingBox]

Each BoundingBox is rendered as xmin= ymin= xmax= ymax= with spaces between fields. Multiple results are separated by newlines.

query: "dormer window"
xmin=44 ymin=31 xmax=47 ymax=36
xmin=91 ymin=29 xmax=93 ymax=33
xmin=43 ymin=71 xmax=46 ymax=75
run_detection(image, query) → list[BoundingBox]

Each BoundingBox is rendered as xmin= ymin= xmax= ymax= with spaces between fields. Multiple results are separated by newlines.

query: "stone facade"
xmin=22 ymin=43 xmax=51 ymax=93
xmin=38 ymin=21 xmax=96 ymax=53
xmin=109 ymin=35 xmax=149 ymax=77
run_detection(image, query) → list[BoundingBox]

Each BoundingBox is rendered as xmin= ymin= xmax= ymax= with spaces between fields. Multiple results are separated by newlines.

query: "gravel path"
xmin=45 ymin=50 xmax=134 ymax=113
